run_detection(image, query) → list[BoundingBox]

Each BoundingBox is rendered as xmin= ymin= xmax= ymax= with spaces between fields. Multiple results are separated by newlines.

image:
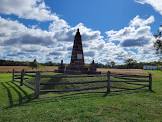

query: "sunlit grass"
xmin=0 ymin=70 xmax=162 ymax=122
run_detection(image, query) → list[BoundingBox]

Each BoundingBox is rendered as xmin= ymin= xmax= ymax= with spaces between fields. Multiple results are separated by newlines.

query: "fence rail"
xmin=40 ymin=80 xmax=107 ymax=86
xmin=39 ymin=74 xmax=107 ymax=79
xmin=12 ymin=69 xmax=152 ymax=98
xmin=110 ymin=73 xmax=149 ymax=78
xmin=40 ymin=86 xmax=107 ymax=93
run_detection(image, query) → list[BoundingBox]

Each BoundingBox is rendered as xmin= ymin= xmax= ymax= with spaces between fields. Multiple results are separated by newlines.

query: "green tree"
xmin=30 ymin=59 xmax=38 ymax=69
xmin=125 ymin=58 xmax=137 ymax=69
xmin=106 ymin=62 xmax=111 ymax=68
xmin=110 ymin=61 xmax=115 ymax=68
xmin=46 ymin=61 xmax=53 ymax=66
xmin=154 ymin=26 xmax=162 ymax=53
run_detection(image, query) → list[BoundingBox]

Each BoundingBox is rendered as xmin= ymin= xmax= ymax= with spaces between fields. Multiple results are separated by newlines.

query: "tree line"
xmin=0 ymin=58 xmax=162 ymax=69
xmin=96 ymin=59 xmax=162 ymax=69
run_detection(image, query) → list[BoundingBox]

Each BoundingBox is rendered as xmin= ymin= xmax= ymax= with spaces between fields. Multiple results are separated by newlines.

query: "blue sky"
xmin=1 ymin=0 xmax=161 ymax=32
xmin=0 ymin=0 xmax=162 ymax=64
xmin=45 ymin=0 xmax=161 ymax=32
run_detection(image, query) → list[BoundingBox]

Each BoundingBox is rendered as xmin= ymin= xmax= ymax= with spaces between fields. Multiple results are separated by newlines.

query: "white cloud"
xmin=0 ymin=16 xmax=113 ymax=63
xmin=0 ymin=14 xmax=159 ymax=64
xmin=0 ymin=0 xmax=58 ymax=21
xmin=135 ymin=0 xmax=162 ymax=15
xmin=0 ymin=17 xmax=58 ymax=62
xmin=106 ymin=16 xmax=155 ymax=47
xmin=0 ymin=17 xmax=55 ymax=46
xmin=106 ymin=15 xmax=158 ymax=62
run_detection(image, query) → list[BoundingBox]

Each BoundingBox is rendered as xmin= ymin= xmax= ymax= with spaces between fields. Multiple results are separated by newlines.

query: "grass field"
xmin=0 ymin=66 xmax=58 ymax=73
xmin=0 ymin=66 xmax=145 ymax=74
xmin=0 ymin=69 xmax=162 ymax=122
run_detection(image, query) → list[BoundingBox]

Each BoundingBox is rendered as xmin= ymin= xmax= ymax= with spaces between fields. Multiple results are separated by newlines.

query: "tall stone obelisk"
xmin=57 ymin=28 xmax=99 ymax=74
xmin=70 ymin=29 xmax=84 ymax=65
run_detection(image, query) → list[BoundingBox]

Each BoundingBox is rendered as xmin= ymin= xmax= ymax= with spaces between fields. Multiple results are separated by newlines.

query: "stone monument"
xmin=70 ymin=29 xmax=84 ymax=65
xmin=57 ymin=29 xmax=100 ymax=74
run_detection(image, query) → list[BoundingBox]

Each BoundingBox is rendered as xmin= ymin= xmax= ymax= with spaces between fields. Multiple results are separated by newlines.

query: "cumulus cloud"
xmin=121 ymin=38 xmax=149 ymax=47
xmin=135 ymin=0 xmax=162 ymax=15
xmin=0 ymin=17 xmax=59 ymax=62
xmin=0 ymin=17 xmax=55 ymax=46
xmin=0 ymin=13 xmax=159 ymax=64
xmin=0 ymin=15 xmax=110 ymax=63
xmin=106 ymin=15 xmax=158 ymax=62
xmin=106 ymin=16 xmax=155 ymax=47
xmin=0 ymin=0 xmax=58 ymax=21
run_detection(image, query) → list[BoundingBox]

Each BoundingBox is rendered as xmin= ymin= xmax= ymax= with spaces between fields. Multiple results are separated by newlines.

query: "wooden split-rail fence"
xmin=12 ymin=69 xmax=153 ymax=98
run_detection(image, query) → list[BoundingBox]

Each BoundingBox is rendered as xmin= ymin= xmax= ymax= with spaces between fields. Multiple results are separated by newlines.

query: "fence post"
xmin=149 ymin=73 xmax=152 ymax=91
xmin=20 ymin=69 xmax=24 ymax=86
xmin=106 ymin=71 xmax=111 ymax=94
xmin=12 ymin=69 xmax=15 ymax=81
xmin=35 ymin=71 xmax=40 ymax=98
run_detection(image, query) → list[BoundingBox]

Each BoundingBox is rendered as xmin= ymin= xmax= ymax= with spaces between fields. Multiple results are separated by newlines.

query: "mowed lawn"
xmin=0 ymin=66 xmax=58 ymax=73
xmin=0 ymin=70 xmax=162 ymax=122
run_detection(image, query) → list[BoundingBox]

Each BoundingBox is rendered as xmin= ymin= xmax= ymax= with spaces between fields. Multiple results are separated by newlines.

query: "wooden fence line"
xmin=110 ymin=73 xmax=149 ymax=78
xmin=40 ymin=80 xmax=107 ymax=86
xmin=12 ymin=69 xmax=153 ymax=98
xmin=149 ymin=73 xmax=152 ymax=91
xmin=111 ymin=76 xmax=149 ymax=81
xmin=109 ymin=80 xmax=149 ymax=82
xmin=23 ymin=82 xmax=35 ymax=90
xmin=39 ymin=74 xmax=107 ymax=79
xmin=124 ymin=82 xmax=149 ymax=87
xmin=111 ymin=86 xmax=147 ymax=91
xmin=12 ymin=69 xmax=36 ymax=91
xmin=35 ymin=72 xmax=40 ymax=98
xmin=12 ymin=69 xmax=14 ymax=81
xmin=24 ymin=73 xmax=36 ymax=77
xmin=106 ymin=71 xmax=111 ymax=94
xmin=20 ymin=69 xmax=24 ymax=86
xmin=40 ymin=86 xmax=107 ymax=93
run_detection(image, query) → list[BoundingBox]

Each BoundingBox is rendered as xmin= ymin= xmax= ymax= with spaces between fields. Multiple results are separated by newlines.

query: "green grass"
xmin=0 ymin=71 xmax=162 ymax=122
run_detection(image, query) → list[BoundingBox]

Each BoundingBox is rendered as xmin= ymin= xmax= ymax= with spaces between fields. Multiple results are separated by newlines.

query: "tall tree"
xmin=154 ymin=25 xmax=162 ymax=53
xmin=125 ymin=58 xmax=137 ymax=69
xmin=110 ymin=61 xmax=115 ymax=68
xmin=30 ymin=59 xmax=38 ymax=69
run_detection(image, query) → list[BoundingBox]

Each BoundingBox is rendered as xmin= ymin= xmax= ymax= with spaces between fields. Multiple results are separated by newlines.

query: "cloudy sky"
xmin=0 ymin=0 xmax=162 ymax=64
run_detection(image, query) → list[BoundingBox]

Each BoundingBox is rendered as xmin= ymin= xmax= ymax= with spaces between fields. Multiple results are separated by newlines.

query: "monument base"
xmin=56 ymin=64 xmax=101 ymax=74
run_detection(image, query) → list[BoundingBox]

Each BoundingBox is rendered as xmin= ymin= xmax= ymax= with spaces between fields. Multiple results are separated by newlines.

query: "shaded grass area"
xmin=39 ymin=73 xmax=150 ymax=93
xmin=0 ymin=70 xmax=162 ymax=122
xmin=0 ymin=74 xmax=34 ymax=109
xmin=40 ymin=74 xmax=107 ymax=92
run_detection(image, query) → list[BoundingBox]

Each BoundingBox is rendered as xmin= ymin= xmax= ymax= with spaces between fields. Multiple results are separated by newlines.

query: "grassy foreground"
xmin=0 ymin=70 xmax=162 ymax=122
